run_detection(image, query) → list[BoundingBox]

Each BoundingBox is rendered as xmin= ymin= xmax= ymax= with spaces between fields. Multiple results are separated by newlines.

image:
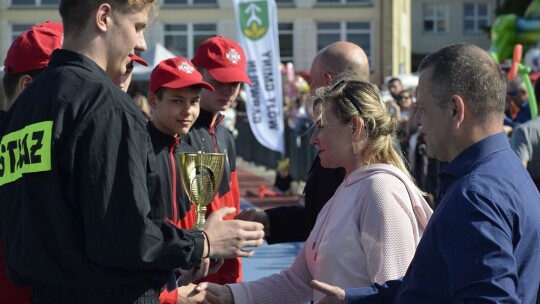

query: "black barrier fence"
xmin=235 ymin=113 xmax=317 ymax=182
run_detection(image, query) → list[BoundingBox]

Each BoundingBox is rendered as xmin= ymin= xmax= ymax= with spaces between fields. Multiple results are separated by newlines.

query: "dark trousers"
xmin=32 ymin=285 xmax=161 ymax=304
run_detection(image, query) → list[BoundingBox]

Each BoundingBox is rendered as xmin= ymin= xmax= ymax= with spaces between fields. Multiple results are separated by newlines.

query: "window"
xmin=163 ymin=23 xmax=217 ymax=58
xmin=11 ymin=24 xmax=34 ymax=42
xmin=316 ymin=0 xmax=372 ymax=4
xmin=11 ymin=0 xmax=58 ymax=6
xmin=464 ymin=3 xmax=490 ymax=34
xmin=275 ymin=0 xmax=294 ymax=5
xmin=279 ymin=23 xmax=294 ymax=63
xmin=317 ymin=22 xmax=372 ymax=70
xmin=162 ymin=0 xmax=216 ymax=5
xmin=423 ymin=4 xmax=448 ymax=34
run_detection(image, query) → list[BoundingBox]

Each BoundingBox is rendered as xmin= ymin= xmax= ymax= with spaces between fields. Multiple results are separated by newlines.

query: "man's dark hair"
xmin=387 ymin=77 xmax=402 ymax=85
xmin=154 ymin=87 xmax=166 ymax=100
xmin=2 ymin=68 xmax=45 ymax=102
xmin=418 ymin=43 xmax=506 ymax=123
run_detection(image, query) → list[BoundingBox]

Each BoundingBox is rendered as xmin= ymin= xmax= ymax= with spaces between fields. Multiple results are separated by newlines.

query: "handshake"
xmin=171 ymin=207 xmax=264 ymax=303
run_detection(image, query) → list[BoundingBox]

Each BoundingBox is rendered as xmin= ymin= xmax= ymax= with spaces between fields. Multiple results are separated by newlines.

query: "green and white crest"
xmin=238 ymin=1 xmax=269 ymax=41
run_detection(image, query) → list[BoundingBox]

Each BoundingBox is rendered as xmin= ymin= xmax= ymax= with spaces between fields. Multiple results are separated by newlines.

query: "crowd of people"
xmin=0 ymin=0 xmax=540 ymax=303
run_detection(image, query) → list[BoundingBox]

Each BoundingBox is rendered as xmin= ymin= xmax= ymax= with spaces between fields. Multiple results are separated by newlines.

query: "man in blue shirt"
xmin=312 ymin=43 xmax=540 ymax=303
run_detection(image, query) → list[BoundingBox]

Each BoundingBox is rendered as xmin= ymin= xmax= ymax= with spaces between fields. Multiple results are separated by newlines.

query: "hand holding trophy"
xmin=179 ymin=152 xmax=226 ymax=229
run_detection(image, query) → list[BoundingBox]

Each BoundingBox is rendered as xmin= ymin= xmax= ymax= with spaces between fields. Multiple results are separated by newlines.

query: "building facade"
xmin=0 ymin=0 xmax=411 ymax=85
xmin=411 ymin=0 xmax=499 ymax=69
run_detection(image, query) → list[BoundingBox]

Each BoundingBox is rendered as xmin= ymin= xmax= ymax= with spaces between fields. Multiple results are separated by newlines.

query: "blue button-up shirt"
xmin=345 ymin=132 xmax=540 ymax=303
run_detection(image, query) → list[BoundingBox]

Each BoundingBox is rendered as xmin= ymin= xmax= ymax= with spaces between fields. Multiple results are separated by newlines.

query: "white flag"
xmin=233 ymin=0 xmax=285 ymax=155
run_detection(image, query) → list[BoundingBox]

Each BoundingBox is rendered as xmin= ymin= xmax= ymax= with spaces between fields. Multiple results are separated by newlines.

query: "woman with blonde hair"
xmin=197 ymin=80 xmax=433 ymax=303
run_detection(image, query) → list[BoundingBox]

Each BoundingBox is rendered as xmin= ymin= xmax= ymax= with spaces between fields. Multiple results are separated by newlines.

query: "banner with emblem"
xmin=233 ymin=0 xmax=285 ymax=155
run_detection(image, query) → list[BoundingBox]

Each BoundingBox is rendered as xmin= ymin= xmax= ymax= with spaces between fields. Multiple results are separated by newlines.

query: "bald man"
xmin=309 ymin=41 xmax=370 ymax=89
xmin=237 ymin=42 xmax=370 ymax=243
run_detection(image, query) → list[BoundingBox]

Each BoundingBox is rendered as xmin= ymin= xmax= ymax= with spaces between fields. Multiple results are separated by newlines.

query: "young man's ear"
xmin=95 ymin=3 xmax=112 ymax=33
xmin=19 ymin=74 xmax=33 ymax=92
xmin=147 ymin=92 xmax=158 ymax=110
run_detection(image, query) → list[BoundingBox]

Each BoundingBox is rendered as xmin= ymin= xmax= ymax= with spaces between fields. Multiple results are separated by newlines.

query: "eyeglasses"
xmin=327 ymin=80 xmax=363 ymax=115
xmin=507 ymin=90 xmax=517 ymax=97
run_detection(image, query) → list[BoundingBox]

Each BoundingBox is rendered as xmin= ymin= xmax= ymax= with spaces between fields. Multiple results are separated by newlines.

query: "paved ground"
xmin=236 ymin=157 xmax=304 ymax=210
xmin=236 ymin=158 xmax=304 ymax=281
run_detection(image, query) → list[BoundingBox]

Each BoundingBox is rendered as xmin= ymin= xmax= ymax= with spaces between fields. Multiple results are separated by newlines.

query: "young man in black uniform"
xmin=0 ymin=1 xmax=264 ymax=303
xmin=145 ymin=57 xmax=225 ymax=303
xmin=148 ymin=57 xmax=214 ymax=235
xmin=0 ymin=20 xmax=63 ymax=304
xmin=185 ymin=36 xmax=253 ymax=284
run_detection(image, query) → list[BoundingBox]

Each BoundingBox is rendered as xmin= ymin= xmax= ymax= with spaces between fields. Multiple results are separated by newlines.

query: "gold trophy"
xmin=178 ymin=152 xmax=226 ymax=229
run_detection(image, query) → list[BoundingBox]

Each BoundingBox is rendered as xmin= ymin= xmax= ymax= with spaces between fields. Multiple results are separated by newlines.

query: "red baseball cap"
xmin=3 ymin=21 xmax=63 ymax=75
xmin=129 ymin=54 xmax=148 ymax=66
xmin=149 ymin=57 xmax=214 ymax=93
xmin=192 ymin=36 xmax=252 ymax=85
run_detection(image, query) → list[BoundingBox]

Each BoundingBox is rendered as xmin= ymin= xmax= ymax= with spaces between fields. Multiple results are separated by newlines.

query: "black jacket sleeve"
xmin=65 ymin=108 xmax=204 ymax=271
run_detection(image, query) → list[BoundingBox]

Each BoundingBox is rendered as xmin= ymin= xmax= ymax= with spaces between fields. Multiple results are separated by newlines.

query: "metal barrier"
xmin=235 ymin=113 xmax=317 ymax=182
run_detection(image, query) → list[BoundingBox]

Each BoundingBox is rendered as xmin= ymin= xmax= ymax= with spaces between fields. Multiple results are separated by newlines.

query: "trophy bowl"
xmin=178 ymin=152 xmax=226 ymax=229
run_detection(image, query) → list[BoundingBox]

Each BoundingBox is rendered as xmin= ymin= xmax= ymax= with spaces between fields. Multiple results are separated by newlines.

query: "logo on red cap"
xmin=226 ymin=49 xmax=241 ymax=64
xmin=178 ymin=62 xmax=195 ymax=74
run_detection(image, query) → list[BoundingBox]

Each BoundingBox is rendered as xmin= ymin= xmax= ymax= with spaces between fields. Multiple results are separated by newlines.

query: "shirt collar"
xmin=49 ymin=49 xmax=109 ymax=80
xmin=439 ymin=132 xmax=510 ymax=193
xmin=147 ymin=122 xmax=179 ymax=150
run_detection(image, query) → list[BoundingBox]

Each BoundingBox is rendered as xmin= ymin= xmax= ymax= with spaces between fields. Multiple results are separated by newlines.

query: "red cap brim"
xmin=130 ymin=54 xmax=148 ymax=66
xmin=208 ymin=67 xmax=252 ymax=86
xmin=159 ymin=79 xmax=215 ymax=92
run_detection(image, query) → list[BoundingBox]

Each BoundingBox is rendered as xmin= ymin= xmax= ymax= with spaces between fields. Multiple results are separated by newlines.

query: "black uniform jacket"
xmin=147 ymin=122 xmax=197 ymax=228
xmin=0 ymin=50 xmax=204 ymax=291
